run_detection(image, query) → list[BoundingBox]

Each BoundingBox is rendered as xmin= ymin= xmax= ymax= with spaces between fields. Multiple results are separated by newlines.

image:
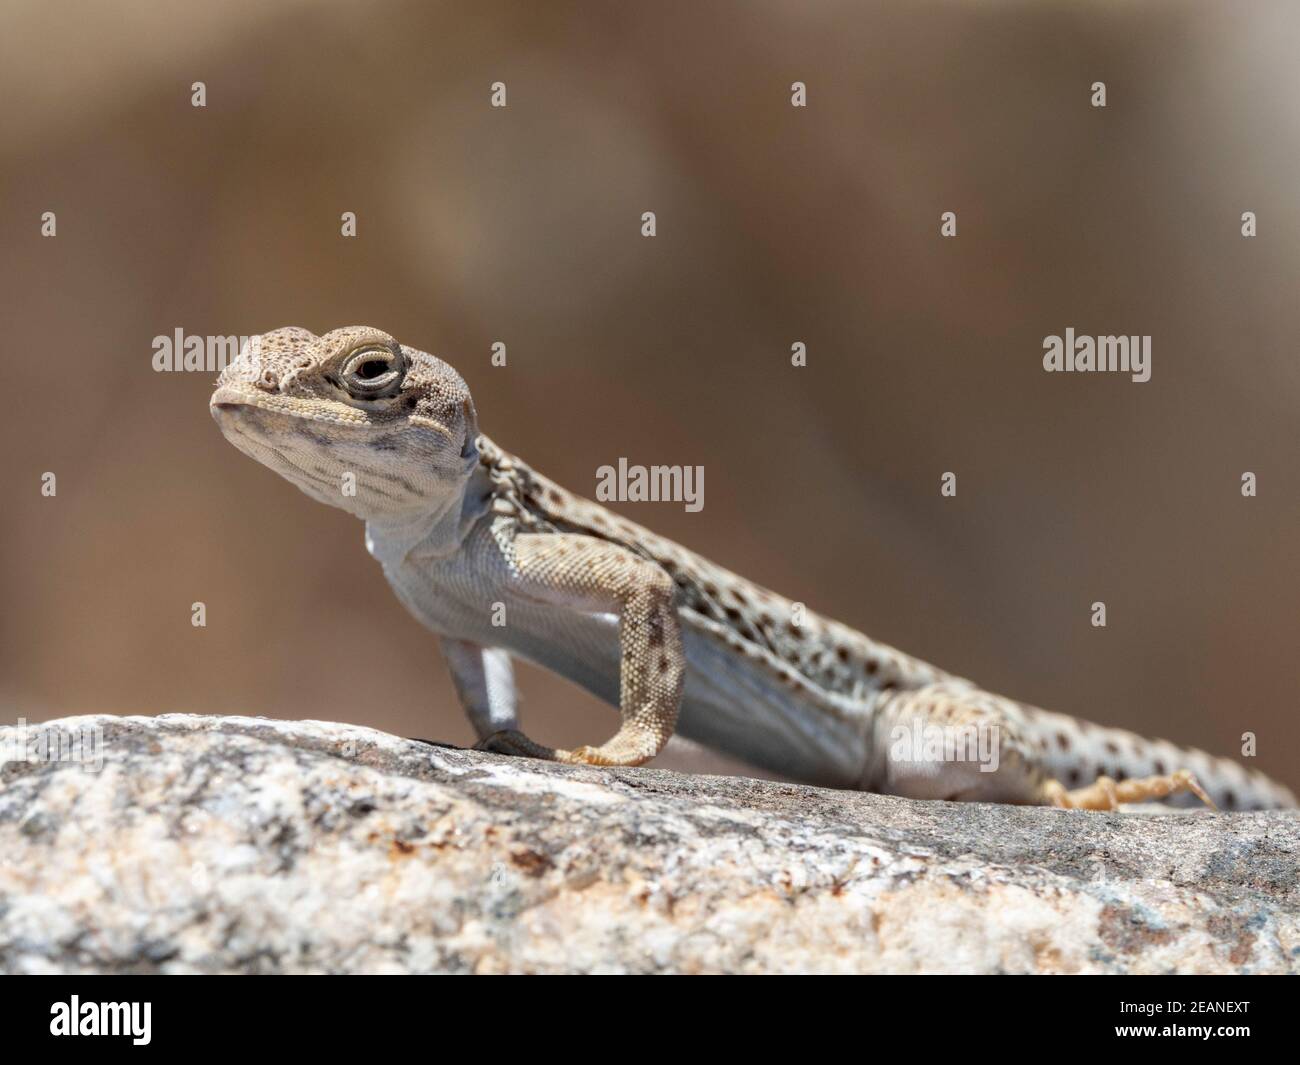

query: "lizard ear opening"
xmin=459 ymin=398 xmax=479 ymax=459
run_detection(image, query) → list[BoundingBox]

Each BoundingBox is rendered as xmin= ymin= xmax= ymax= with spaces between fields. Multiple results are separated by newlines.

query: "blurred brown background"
xmin=2 ymin=1 xmax=1297 ymax=791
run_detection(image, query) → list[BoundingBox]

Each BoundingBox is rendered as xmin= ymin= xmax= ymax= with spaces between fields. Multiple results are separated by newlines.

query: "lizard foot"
xmin=473 ymin=729 xmax=561 ymax=760
xmin=1043 ymin=768 xmax=1216 ymax=811
xmin=473 ymin=730 xmax=655 ymax=767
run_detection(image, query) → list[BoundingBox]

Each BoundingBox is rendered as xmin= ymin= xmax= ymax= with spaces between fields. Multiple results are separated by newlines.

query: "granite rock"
xmin=1 ymin=714 xmax=1296 ymax=973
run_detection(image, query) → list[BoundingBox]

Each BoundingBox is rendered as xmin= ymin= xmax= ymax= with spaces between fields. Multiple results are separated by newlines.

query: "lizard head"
xmin=211 ymin=326 xmax=480 ymax=522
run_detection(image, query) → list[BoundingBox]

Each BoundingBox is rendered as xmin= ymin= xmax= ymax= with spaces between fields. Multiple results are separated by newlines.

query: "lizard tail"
xmin=1028 ymin=707 xmax=1296 ymax=810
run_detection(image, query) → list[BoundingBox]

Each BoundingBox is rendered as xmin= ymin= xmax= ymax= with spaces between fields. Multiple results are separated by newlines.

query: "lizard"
xmin=210 ymin=325 xmax=1297 ymax=811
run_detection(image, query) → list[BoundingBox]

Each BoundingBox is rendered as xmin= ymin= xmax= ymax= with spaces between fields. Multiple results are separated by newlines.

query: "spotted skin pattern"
xmin=211 ymin=326 xmax=1296 ymax=812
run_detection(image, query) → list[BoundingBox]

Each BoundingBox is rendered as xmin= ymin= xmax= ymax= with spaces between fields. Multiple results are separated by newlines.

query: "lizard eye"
xmin=340 ymin=343 xmax=406 ymax=399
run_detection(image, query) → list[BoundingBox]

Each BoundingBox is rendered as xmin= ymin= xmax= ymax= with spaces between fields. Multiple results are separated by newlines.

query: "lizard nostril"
xmin=256 ymin=370 xmax=281 ymax=392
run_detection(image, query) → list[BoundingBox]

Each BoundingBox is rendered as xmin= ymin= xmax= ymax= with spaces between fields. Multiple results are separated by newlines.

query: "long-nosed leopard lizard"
xmin=210 ymin=326 xmax=1295 ymax=812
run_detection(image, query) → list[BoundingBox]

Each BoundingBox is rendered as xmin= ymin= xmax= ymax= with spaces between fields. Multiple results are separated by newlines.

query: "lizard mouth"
xmin=210 ymin=386 xmax=259 ymax=413
xmin=209 ymin=387 xmax=319 ymax=426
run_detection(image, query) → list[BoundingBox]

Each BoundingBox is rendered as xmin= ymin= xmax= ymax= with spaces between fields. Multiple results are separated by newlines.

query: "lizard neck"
xmin=364 ymin=464 xmax=493 ymax=566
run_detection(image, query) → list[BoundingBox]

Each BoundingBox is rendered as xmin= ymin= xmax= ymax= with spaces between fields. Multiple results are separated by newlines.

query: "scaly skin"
xmin=210 ymin=326 xmax=1296 ymax=811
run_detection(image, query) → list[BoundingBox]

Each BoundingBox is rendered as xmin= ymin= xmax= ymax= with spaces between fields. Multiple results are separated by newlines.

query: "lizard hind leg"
xmin=871 ymin=684 xmax=1051 ymax=805
xmin=875 ymin=685 xmax=1219 ymax=810
xmin=1039 ymin=769 xmax=1215 ymax=811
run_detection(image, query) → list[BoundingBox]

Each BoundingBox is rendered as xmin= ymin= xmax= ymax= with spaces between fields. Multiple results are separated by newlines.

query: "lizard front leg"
xmin=475 ymin=531 xmax=684 ymax=767
xmin=440 ymin=637 xmax=519 ymax=739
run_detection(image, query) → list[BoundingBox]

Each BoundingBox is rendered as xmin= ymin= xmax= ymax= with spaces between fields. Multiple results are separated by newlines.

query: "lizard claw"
xmin=473 ymin=729 xmax=527 ymax=755
xmin=474 ymin=729 xmax=561 ymax=761
xmin=473 ymin=733 xmax=638 ymax=767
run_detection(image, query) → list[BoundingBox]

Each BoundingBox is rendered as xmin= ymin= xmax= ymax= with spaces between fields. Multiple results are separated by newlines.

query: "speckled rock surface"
xmin=1 ymin=714 xmax=1296 ymax=973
